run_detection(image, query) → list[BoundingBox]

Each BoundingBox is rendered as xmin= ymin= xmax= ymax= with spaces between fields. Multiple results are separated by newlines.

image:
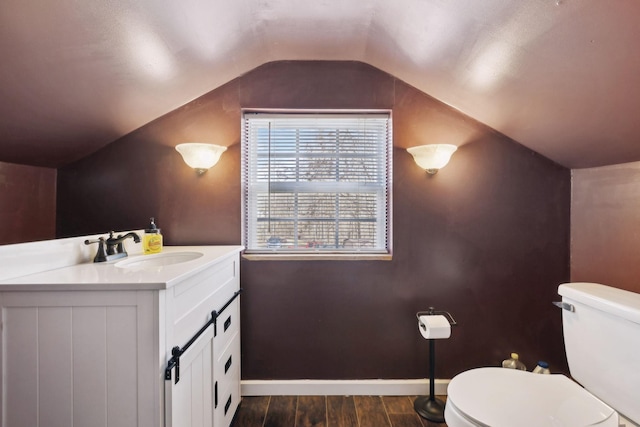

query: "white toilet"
xmin=444 ymin=282 xmax=640 ymax=427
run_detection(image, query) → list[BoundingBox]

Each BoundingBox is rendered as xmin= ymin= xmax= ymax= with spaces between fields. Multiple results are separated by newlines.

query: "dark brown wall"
xmin=58 ymin=61 xmax=571 ymax=379
xmin=571 ymin=163 xmax=640 ymax=294
xmin=0 ymin=161 xmax=56 ymax=245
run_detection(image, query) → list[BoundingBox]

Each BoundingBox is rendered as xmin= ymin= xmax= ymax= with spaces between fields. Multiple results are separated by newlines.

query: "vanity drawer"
xmin=214 ymin=367 xmax=240 ymax=427
xmin=214 ymin=298 xmax=239 ymax=357
xmin=214 ymin=330 xmax=240 ymax=387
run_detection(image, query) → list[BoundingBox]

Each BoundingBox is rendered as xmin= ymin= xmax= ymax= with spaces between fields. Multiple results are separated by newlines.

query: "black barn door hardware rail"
xmin=165 ymin=289 xmax=242 ymax=384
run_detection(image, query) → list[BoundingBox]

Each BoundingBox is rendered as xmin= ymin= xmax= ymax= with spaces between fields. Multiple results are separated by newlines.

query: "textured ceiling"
xmin=1 ymin=0 xmax=639 ymax=168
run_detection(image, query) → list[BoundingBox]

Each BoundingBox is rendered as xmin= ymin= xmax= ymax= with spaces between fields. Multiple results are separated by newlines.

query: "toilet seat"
xmin=445 ymin=368 xmax=618 ymax=427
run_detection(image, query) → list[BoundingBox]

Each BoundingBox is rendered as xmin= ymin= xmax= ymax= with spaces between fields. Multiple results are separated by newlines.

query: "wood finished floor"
xmin=232 ymin=396 xmax=448 ymax=427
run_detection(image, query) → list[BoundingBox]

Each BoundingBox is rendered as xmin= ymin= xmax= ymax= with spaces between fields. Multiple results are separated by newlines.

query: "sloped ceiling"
xmin=1 ymin=0 xmax=639 ymax=169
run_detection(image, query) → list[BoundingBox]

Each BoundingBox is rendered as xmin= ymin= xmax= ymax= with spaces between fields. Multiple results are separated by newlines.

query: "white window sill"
xmin=242 ymin=253 xmax=392 ymax=261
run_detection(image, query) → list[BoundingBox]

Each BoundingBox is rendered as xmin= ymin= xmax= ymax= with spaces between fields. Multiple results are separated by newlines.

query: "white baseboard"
xmin=241 ymin=379 xmax=450 ymax=396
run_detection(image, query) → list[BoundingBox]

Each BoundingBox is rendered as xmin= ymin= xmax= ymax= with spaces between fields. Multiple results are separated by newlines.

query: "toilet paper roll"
xmin=418 ymin=315 xmax=451 ymax=339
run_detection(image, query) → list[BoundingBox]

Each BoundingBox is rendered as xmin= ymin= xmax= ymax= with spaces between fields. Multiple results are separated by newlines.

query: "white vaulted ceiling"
xmin=1 ymin=0 xmax=639 ymax=168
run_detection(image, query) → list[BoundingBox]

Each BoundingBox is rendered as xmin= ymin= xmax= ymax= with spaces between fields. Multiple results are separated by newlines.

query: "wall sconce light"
xmin=175 ymin=143 xmax=227 ymax=175
xmin=407 ymin=144 xmax=457 ymax=174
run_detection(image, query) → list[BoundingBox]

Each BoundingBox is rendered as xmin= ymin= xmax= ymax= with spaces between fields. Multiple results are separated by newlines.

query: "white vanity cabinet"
xmin=0 ymin=245 xmax=242 ymax=427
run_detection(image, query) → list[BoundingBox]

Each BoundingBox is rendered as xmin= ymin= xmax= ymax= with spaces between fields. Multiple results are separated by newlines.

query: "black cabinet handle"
xmin=225 ymin=355 xmax=232 ymax=374
xmin=224 ymin=395 xmax=232 ymax=415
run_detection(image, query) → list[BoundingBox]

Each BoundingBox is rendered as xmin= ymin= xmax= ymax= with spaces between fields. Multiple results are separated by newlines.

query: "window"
xmin=241 ymin=110 xmax=392 ymax=257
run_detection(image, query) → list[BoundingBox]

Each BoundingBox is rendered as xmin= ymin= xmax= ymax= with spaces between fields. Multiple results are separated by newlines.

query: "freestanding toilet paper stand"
xmin=414 ymin=307 xmax=457 ymax=423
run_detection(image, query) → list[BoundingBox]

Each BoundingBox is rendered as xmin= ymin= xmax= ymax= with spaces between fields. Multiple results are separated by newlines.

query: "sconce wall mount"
xmin=176 ymin=143 xmax=227 ymax=175
xmin=407 ymin=144 xmax=457 ymax=174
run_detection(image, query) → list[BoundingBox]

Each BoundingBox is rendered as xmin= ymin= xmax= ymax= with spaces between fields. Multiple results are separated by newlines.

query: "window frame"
xmin=241 ymin=109 xmax=393 ymax=260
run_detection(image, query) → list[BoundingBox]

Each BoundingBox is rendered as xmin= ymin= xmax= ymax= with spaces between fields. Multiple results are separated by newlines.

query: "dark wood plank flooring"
xmin=232 ymin=396 xmax=448 ymax=427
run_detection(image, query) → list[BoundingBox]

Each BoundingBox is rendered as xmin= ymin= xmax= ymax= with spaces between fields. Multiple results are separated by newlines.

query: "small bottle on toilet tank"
xmin=532 ymin=361 xmax=551 ymax=374
xmin=502 ymin=353 xmax=527 ymax=370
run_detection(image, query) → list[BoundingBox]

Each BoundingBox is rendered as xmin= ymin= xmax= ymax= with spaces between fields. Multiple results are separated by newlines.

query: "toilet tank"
xmin=558 ymin=282 xmax=640 ymax=424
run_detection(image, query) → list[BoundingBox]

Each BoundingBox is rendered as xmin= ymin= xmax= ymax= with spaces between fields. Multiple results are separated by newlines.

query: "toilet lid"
xmin=447 ymin=368 xmax=616 ymax=427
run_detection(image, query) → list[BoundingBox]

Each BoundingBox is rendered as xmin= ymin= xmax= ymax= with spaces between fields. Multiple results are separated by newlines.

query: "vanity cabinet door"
xmin=0 ymin=290 xmax=160 ymax=427
xmin=164 ymin=328 xmax=214 ymax=427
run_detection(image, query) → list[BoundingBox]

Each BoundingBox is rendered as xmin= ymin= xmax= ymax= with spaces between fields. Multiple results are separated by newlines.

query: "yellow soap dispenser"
xmin=143 ymin=217 xmax=163 ymax=254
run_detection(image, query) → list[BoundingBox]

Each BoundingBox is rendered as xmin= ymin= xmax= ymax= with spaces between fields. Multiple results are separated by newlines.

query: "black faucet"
xmin=85 ymin=231 xmax=141 ymax=263
xmin=106 ymin=231 xmax=141 ymax=255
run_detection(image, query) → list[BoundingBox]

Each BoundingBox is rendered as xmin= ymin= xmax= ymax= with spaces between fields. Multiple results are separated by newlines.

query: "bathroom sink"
xmin=115 ymin=251 xmax=203 ymax=269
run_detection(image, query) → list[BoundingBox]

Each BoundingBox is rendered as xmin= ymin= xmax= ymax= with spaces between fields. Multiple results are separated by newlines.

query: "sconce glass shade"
xmin=175 ymin=143 xmax=227 ymax=174
xmin=407 ymin=144 xmax=458 ymax=174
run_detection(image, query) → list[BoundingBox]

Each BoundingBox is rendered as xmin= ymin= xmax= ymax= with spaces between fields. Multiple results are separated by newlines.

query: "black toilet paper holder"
xmin=414 ymin=306 xmax=457 ymax=423
xmin=416 ymin=307 xmax=457 ymax=330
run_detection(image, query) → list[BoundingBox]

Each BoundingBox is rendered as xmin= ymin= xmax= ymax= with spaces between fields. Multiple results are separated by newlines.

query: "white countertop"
xmin=0 ymin=246 xmax=244 ymax=291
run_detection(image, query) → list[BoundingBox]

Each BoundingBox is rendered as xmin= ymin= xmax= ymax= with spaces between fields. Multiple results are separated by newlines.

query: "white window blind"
xmin=242 ymin=111 xmax=392 ymax=254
